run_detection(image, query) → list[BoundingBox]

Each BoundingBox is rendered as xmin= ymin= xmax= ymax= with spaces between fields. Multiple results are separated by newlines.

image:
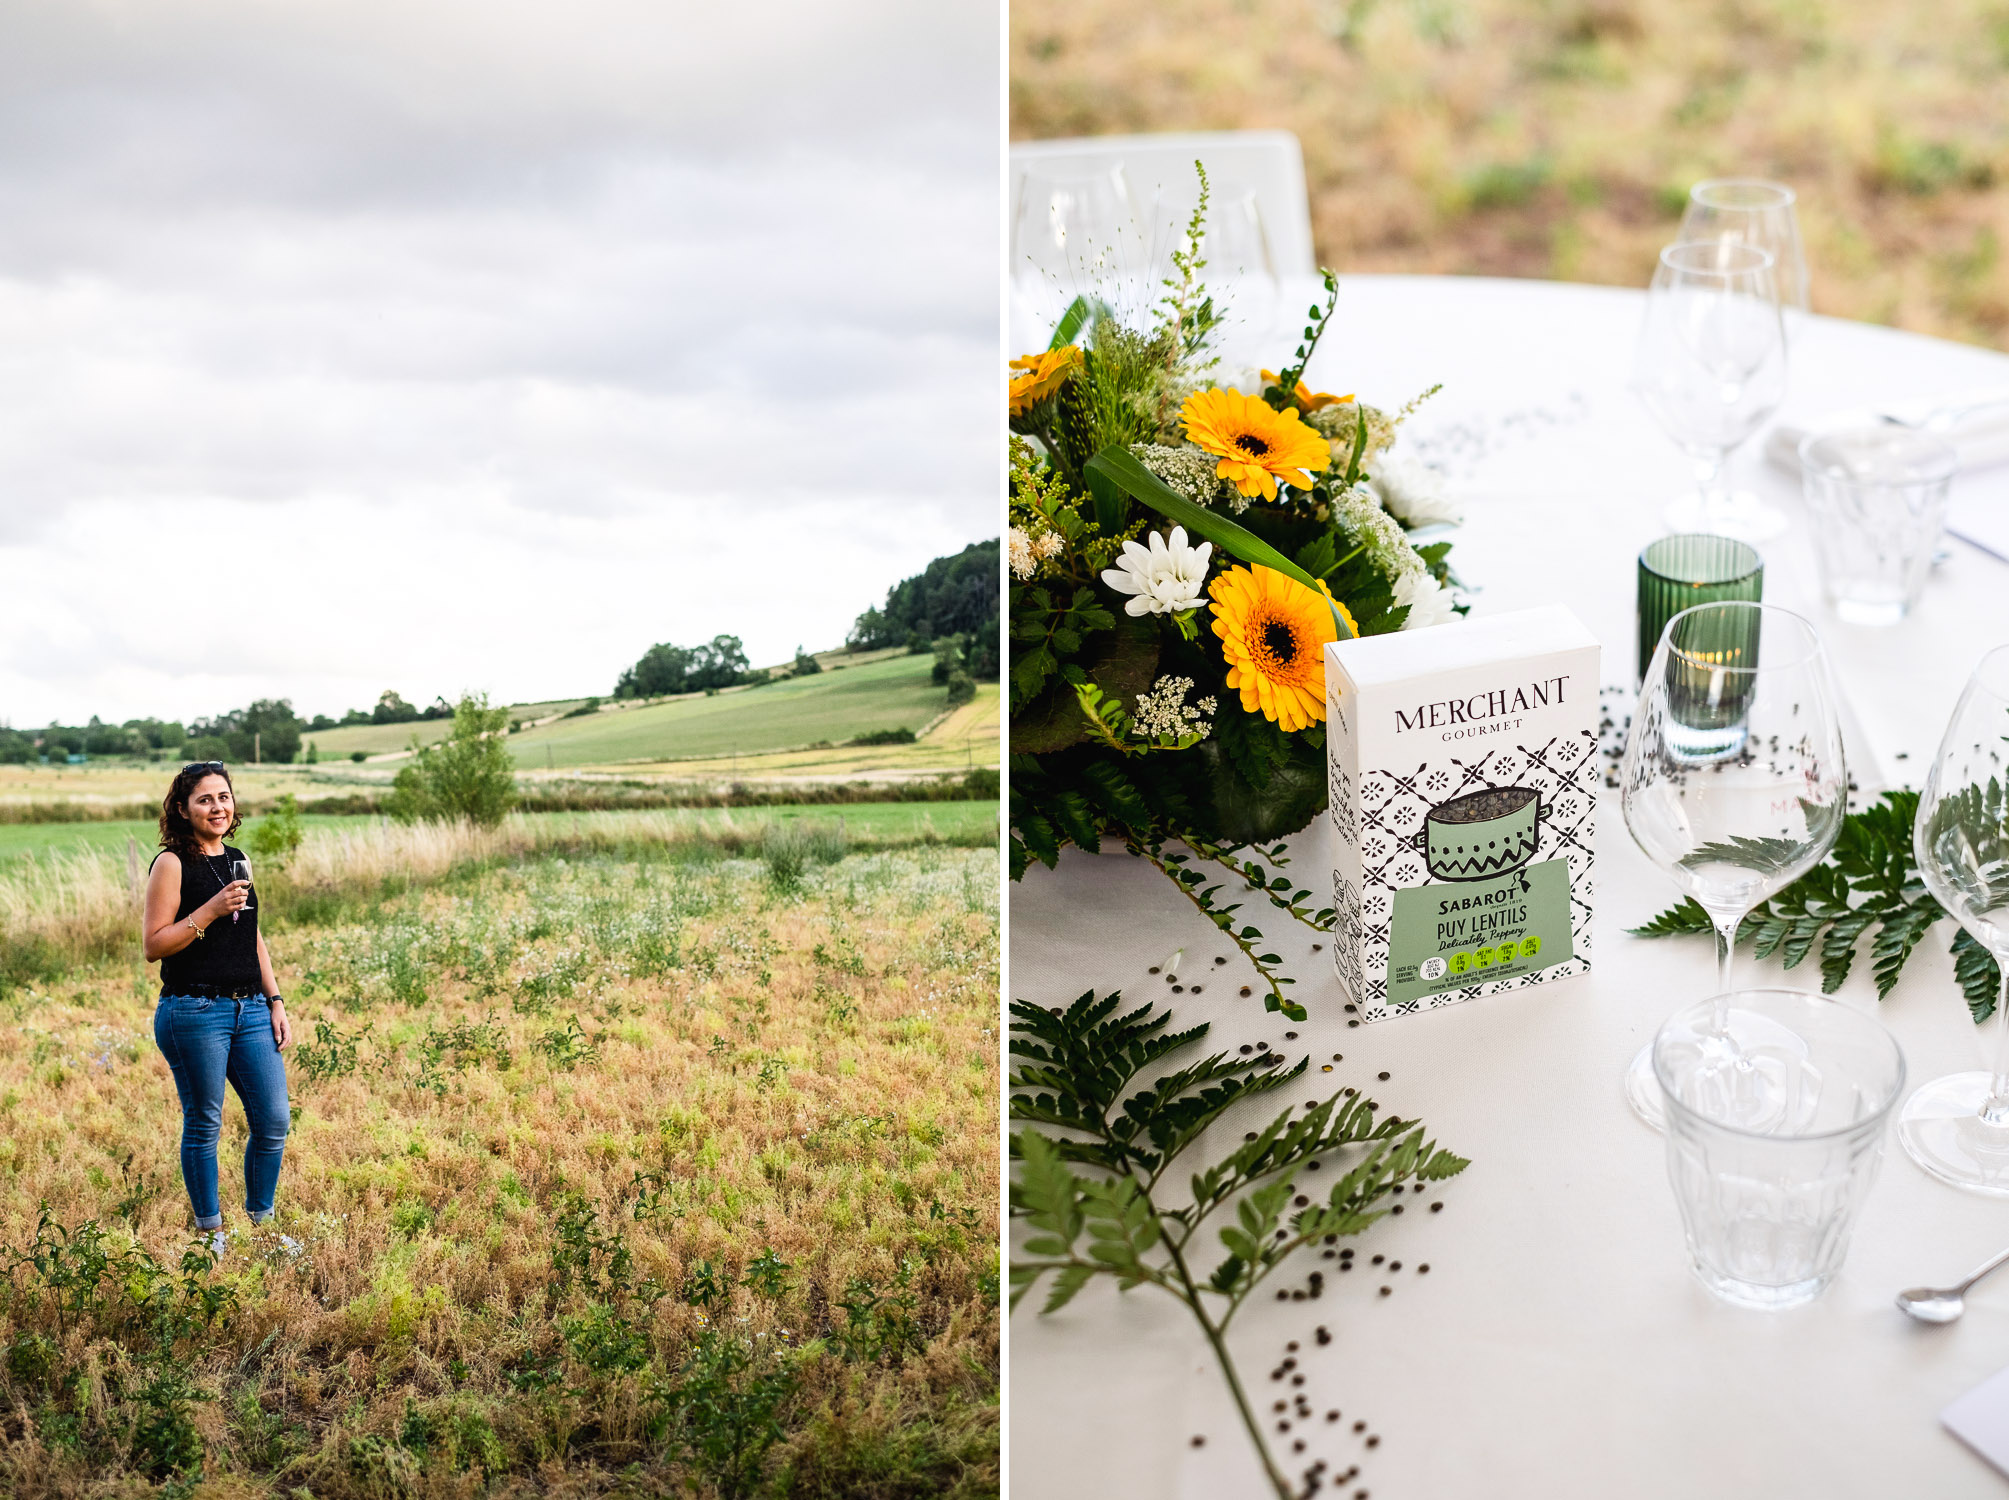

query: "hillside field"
xmin=496 ymin=655 xmax=954 ymax=772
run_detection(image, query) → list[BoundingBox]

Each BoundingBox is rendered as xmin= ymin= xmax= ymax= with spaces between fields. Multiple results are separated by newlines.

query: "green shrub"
xmin=850 ymin=728 xmax=916 ymax=746
xmin=944 ymin=670 xmax=976 ymax=707
xmin=245 ymin=793 xmax=304 ymax=866
xmin=387 ymin=694 xmax=517 ymax=828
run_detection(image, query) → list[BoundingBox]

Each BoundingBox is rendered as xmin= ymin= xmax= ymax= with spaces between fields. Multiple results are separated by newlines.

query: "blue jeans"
xmin=153 ymin=994 xmax=290 ymax=1230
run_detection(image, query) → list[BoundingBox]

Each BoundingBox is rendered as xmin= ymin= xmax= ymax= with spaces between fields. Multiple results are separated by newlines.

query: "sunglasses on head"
xmin=182 ymin=760 xmax=227 ymax=773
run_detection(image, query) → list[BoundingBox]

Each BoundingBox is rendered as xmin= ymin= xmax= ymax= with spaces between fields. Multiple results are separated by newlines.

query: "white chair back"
xmin=1008 ymin=130 xmax=1315 ymax=279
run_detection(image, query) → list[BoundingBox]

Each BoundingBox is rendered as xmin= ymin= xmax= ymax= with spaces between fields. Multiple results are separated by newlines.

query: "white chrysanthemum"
xmin=1008 ymin=528 xmax=1036 ymax=581
xmin=1100 ymin=526 xmax=1213 ymax=616
xmin=1395 ymin=569 xmax=1458 ymax=630
xmin=1369 ymin=451 xmax=1463 ymax=527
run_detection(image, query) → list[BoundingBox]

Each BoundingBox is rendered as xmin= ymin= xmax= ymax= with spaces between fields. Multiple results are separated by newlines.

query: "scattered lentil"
xmin=1149 ymin=967 xmax=1161 ymax=975
xmin=1379 ymin=1286 xmax=1392 ymax=1297
xmin=1366 ymin=1436 xmax=1380 ymax=1449
xmin=1430 ymin=1202 xmax=1443 ymax=1213
xmin=1285 ymin=1031 xmax=1298 ymax=1039
xmin=1240 ymin=987 xmax=1252 ymax=997
xmin=1326 ymin=1411 xmax=1340 ymax=1422
xmin=1377 ymin=1071 xmax=1390 ymax=1081
xmin=1418 ymin=1264 xmax=1430 ymax=1274
xmin=1388 ymin=1261 xmax=1402 ymax=1271
xmin=1371 ymin=1255 xmax=1384 ymax=1265
xmin=1315 ymin=1326 xmax=1332 ymax=1345
xmin=1189 ymin=1434 xmax=1204 ymax=1447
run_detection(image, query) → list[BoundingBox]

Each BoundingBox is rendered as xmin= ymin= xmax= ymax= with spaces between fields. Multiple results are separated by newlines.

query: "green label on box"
xmin=1386 ymin=858 xmax=1573 ymax=1007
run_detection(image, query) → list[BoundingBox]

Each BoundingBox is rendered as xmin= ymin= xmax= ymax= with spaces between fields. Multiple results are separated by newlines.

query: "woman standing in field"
xmin=142 ymin=761 xmax=291 ymax=1236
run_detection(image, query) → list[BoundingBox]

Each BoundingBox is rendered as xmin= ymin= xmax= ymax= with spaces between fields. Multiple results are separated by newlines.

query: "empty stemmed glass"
xmin=1902 ymin=646 xmax=2009 ymax=1194
xmin=1680 ymin=179 xmax=1811 ymax=332
xmin=230 ymin=856 xmax=252 ymax=923
xmin=1011 ymin=165 xmax=1146 ymax=342
xmin=1633 ymin=241 xmax=1790 ymax=541
xmin=1145 ymin=182 xmax=1280 ymax=358
xmin=1620 ymin=602 xmax=1849 ymax=1130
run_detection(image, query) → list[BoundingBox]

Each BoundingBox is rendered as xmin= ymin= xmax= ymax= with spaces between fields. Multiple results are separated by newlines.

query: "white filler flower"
xmin=1101 ymin=526 xmax=1213 ymax=616
xmin=1369 ymin=451 xmax=1463 ymax=527
xmin=1395 ymin=569 xmax=1458 ymax=631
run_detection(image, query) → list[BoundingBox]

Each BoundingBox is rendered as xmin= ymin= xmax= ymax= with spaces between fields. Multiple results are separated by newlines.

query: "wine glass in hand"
xmin=230 ymin=857 xmax=252 ymax=924
xmin=1632 ymin=240 xmax=1790 ymax=541
xmin=1902 ymin=646 xmax=2009 ymax=1194
xmin=1619 ymin=602 xmax=1848 ymax=1131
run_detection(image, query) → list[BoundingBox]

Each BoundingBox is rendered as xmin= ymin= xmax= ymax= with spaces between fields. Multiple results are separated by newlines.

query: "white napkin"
xmin=1764 ymin=390 xmax=2009 ymax=562
xmin=1942 ymin=1362 xmax=2009 ymax=1477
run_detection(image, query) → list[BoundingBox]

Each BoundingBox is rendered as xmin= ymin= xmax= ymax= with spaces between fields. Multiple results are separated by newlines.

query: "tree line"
xmin=2 ymin=540 xmax=1002 ymax=764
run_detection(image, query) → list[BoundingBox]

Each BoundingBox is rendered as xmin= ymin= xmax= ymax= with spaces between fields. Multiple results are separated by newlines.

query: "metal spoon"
xmin=1896 ymin=1245 xmax=2009 ymax=1324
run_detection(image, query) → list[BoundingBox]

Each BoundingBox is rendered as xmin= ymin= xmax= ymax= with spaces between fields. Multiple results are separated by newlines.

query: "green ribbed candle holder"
xmin=1637 ymin=534 xmax=1764 ymax=687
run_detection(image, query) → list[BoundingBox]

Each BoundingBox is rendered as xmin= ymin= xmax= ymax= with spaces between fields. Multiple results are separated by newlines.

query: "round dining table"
xmin=1007 ymin=274 xmax=2009 ymax=1499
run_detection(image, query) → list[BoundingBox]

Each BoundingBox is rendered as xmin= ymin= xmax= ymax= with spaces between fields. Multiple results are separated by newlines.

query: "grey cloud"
xmin=0 ymin=0 xmax=999 ymax=724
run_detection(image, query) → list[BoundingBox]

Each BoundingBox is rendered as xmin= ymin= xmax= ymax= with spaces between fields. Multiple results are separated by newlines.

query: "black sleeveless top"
xmin=152 ymin=843 xmax=262 ymax=994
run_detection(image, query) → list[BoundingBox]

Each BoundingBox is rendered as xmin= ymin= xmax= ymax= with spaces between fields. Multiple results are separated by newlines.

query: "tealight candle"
xmin=1637 ymin=534 xmax=1763 ymax=687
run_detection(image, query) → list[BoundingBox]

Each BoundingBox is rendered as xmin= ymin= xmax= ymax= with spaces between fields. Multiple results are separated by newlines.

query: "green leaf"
xmin=1083 ymin=446 xmax=1355 ymax=640
xmin=1043 ymin=1263 xmax=1095 ymax=1314
xmin=1048 ymin=295 xmax=1102 ymax=350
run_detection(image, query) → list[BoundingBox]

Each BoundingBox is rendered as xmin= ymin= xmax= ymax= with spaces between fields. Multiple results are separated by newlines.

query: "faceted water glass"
xmin=1656 ymin=988 xmax=1905 ymax=1310
xmin=1797 ymin=425 xmax=1958 ymax=626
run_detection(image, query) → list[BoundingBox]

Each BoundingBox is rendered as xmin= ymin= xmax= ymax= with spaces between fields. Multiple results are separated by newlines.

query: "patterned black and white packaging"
xmin=1324 ymin=605 xmax=1600 ymax=1023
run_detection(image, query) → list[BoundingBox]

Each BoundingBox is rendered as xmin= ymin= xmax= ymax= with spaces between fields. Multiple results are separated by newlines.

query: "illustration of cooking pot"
xmin=1406 ymin=785 xmax=1546 ymax=882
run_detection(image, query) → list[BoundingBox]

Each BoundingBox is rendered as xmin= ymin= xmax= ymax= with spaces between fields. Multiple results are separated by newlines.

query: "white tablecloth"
xmin=1008 ymin=275 xmax=2009 ymax=1499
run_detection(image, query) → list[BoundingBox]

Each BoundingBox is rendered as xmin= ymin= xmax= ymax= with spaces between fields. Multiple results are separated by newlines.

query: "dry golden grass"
xmin=0 ymin=838 xmax=999 ymax=1496
xmin=1013 ymin=0 xmax=2009 ymax=347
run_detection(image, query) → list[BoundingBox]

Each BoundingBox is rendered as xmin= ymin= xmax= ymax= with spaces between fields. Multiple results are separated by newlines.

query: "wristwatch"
xmin=185 ymin=915 xmax=207 ymax=941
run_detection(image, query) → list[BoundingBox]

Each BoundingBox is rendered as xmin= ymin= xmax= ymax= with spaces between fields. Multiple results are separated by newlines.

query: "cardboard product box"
xmin=1324 ymin=605 xmax=1601 ymax=1022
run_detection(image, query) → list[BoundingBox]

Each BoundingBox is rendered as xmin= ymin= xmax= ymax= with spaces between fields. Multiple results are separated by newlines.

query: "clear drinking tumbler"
xmin=1654 ymin=988 xmax=1905 ymax=1309
xmin=1797 ymin=426 xmax=1958 ymax=626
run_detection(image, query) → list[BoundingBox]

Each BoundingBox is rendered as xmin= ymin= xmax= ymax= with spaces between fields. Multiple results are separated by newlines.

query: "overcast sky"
xmin=0 ymin=0 xmax=998 ymax=727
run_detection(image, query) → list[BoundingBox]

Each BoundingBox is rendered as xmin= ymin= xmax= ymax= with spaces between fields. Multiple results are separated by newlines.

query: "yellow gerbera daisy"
xmin=1008 ymin=345 xmax=1083 ymax=415
xmin=1208 ymin=565 xmax=1358 ymax=733
xmin=1260 ymin=370 xmax=1354 ymax=413
xmin=1180 ymin=388 xmax=1331 ymax=501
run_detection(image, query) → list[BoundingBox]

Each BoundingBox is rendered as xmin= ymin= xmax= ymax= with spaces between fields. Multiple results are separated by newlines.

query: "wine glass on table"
xmin=1680 ymin=179 xmax=1811 ymax=336
xmin=1902 ymin=646 xmax=2009 ymax=1194
xmin=1011 ymin=164 xmax=1144 ymax=343
xmin=1619 ymin=602 xmax=1848 ymax=1131
xmin=1632 ymin=240 xmax=1790 ymax=541
xmin=230 ymin=856 xmax=252 ymax=923
xmin=1146 ymin=182 xmax=1281 ymax=360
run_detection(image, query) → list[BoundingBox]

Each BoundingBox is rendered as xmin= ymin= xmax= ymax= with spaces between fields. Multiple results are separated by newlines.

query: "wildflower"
xmin=1181 ymin=389 xmax=1330 ymax=501
xmin=1009 ymin=528 xmax=1037 ymax=581
xmin=1129 ymin=443 xmax=1231 ymax=509
xmin=1101 ymin=527 xmax=1213 ymax=616
xmin=1208 ymin=566 xmax=1356 ymax=733
xmin=1132 ymin=676 xmax=1218 ymax=742
xmin=1331 ymin=483 xmax=1427 ymax=586
xmin=1261 ymin=369 xmax=1353 ymax=412
xmin=1008 ymin=345 xmax=1083 ymax=414
xmin=1369 ymin=451 xmax=1463 ymax=527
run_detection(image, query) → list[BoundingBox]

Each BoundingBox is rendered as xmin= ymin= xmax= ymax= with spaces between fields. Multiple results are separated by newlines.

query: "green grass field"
xmin=294 ymin=650 xmax=949 ymax=769
xmin=502 ymin=654 xmax=954 ymax=771
xmin=0 ymin=802 xmax=998 ymax=867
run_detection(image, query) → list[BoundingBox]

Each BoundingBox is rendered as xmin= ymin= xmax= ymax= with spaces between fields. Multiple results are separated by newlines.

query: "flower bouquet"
xmin=1008 ymin=170 xmax=1462 ymax=1018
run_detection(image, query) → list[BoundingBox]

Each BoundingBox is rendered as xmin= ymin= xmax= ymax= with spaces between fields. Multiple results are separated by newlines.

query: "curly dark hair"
xmin=159 ymin=760 xmax=242 ymax=860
